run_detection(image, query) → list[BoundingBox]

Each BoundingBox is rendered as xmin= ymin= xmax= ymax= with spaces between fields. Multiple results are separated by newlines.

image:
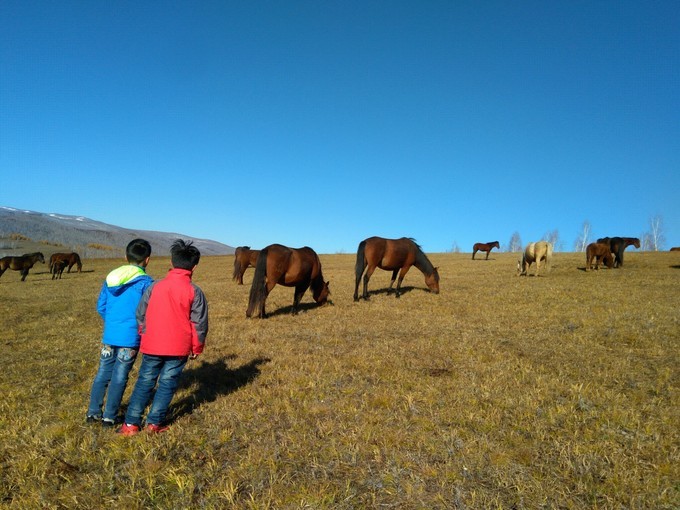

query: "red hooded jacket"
xmin=136 ymin=268 xmax=208 ymax=356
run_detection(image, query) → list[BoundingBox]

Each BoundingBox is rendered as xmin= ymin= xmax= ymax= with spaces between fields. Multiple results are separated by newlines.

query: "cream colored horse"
xmin=517 ymin=241 xmax=553 ymax=276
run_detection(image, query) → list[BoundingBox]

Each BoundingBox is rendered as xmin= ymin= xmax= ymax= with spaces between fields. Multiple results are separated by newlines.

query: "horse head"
xmin=313 ymin=280 xmax=331 ymax=305
xmin=37 ymin=253 xmax=45 ymax=263
xmin=425 ymin=267 xmax=440 ymax=294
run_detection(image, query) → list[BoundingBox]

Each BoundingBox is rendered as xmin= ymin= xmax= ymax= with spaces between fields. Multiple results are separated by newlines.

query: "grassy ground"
xmin=0 ymin=250 xmax=678 ymax=509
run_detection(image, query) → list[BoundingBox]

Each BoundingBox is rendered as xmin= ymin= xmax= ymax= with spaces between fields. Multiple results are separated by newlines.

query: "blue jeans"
xmin=124 ymin=354 xmax=188 ymax=426
xmin=87 ymin=345 xmax=138 ymax=421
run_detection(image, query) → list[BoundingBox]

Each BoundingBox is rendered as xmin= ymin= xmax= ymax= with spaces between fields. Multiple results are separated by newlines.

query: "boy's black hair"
xmin=171 ymin=239 xmax=200 ymax=270
xmin=126 ymin=239 xmax=152 ymax=264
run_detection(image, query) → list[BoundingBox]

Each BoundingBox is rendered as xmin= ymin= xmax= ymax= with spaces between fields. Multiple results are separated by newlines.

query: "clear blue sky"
xmin=1 ymin=1 xmax=678 ymax=253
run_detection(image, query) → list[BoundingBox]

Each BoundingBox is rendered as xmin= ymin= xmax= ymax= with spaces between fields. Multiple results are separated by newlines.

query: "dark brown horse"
xmin=586 ymin=242 xmax=614 ymax=271
xmin=671 ymin=247 xmax=680 ymax=252
xmin=49 ymin=252 xmax=82 ymax=273
xmin=232 ymin=246 xmax=260 ymax=285
xmin=354 ymin=237 xmax=439 ymax=300
xmin=246 ymin=244 xmax=330 ymax=318
xmin=51 ymin=258 xmax=69 ymax=279
xmin=472 ymin=241 xmax=500 ymax=260
xmin=0 ymin=252 xmax=45 ymax=281
xmin=596 ymin=237 xmax=640 ymax=267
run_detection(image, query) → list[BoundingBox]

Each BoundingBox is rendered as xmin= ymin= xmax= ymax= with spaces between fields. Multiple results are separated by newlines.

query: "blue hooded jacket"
xmin=96 ymin=265 xmax=153 ymax=348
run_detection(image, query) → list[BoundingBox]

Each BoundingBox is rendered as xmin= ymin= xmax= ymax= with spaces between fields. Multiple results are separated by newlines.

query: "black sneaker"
xmin=86 ymin=415 xmax=101 ymax=424
xmin=102 ymin=418 xmax=115 ymax=428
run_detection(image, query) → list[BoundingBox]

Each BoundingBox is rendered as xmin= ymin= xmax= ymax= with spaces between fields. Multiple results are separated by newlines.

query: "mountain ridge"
xmin=0 ymin=206 xmax=235 ymax=258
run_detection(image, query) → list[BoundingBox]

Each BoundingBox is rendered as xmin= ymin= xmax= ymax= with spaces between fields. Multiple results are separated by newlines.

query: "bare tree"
xmin=644 ymin=214 xmax=666 ymax=251
xmin=450 ymin=241 xmax=461 ymax=253
xmin=507 ymin=232 xmax=522 ymax=252
xmin=574 ymin=221 xmax=592 ymax=252
xmin=543 ymin=229 xmax=561 ymax=251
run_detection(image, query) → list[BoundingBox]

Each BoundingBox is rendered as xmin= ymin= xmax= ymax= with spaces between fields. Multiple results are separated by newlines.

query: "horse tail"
xmin=246 ymin=247 xmax=269 ymax=317
xmin=616 ymin=241 xmax=625 ymax=267
xmin=74 ymin=253 xmax=82 ymax=272
xmin=232 ymin=254 xmax=242 ymax=282
xmin=355 ymin=240 xmax=367 ymax=285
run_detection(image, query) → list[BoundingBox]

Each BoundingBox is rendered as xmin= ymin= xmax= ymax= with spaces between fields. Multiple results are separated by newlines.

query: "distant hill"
xmin=0 ymin=206 xmax=235 ymax=258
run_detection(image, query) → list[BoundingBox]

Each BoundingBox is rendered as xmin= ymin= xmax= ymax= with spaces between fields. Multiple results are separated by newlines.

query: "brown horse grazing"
xmin=472 ymin=241 xmax=500 ymax=260
xmin=596 ymin=237 xmax=640 ymax=268
xmin=49 ymin=252 xmax=82 ymax=273
xmin=586 ymin=242 xmax=614 ymax=271
xmin=0 ymin=252 xmax=46 ymax=281
xmin=671 ymin=247 xmax=680 ymax=252
xmin=232 ymin=246 xmax=260 ymax=285
xmin=51 ymin=259 xmax=69 ymax=280
xmin=517 ymin=242 xmax=553 ymax=276
xmin=246 ymin=244 xmax=330 ymax=318
xmin=354 ymin=237 xmax=440 ymax=301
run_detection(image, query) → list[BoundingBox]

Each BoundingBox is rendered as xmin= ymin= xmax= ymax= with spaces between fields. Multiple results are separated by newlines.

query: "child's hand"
xmin=189 ymin=353 xmax=198 ymax=360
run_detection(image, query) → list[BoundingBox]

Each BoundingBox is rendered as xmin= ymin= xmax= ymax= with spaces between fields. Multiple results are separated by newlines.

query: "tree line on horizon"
xmin=449 ymin=214 xmax=668 ymax=253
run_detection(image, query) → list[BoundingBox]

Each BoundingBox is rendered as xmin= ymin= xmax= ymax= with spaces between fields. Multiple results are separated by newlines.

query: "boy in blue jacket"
xmin=86 ymin=239 xmax=153 ymax=427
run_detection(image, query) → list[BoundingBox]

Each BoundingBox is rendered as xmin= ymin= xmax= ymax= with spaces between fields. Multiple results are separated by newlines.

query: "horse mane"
xmin=406 ymin=237 xmax=421 ymax=249
xmin=414 ymin=245 xmax=435 ymax=275
xmin=310 ymin=262 xmax=326 ymax=296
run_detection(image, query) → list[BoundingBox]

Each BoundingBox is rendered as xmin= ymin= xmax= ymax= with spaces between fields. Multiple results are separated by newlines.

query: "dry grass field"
xmin=0 ymin=250 xmax=678 ymax=509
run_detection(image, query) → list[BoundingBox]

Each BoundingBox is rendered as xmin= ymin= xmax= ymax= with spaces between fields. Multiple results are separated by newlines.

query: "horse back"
xmin=284 ymin=246 xmax=320 ymax=284
xmin=365 ymin=237 xmax=416 ymax=269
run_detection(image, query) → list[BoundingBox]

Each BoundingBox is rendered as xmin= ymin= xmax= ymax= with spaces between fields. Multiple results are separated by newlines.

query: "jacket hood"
xmin=106 ymin=265 xmax=149 ymax=296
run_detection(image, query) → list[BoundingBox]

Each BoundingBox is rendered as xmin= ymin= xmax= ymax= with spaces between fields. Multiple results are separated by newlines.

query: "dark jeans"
xmin=123 ymin=354 xmax=188 ymax=426
xmin=87 ymin=345 xmax=138 ymax=421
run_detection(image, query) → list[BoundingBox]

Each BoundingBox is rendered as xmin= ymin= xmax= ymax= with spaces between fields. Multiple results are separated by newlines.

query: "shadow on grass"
xmin=357 ymin=285 xmax=434 ymax=300
xmin=264 ymin=300 xmax=329 ymax=318
xmin=167 ymin=355 xmax=270 ymax=422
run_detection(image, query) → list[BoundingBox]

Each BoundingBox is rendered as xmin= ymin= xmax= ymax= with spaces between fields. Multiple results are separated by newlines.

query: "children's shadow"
xmin=168 ymin=355 xmax=270 ymax=423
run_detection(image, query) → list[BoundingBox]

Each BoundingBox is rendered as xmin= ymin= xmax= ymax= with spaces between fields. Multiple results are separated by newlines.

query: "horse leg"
xmin=472 ymin=249 xmax=476 ymax=260
xmin=395 ymin=266 xmax=411 ymax=298
xmin=292 ymin=283 xmax=310 ymax=315
xmin=362 ymin=266 xmax=376 ymax=300
xmin=21 ymin=268 xmax=29 ymax=281
xmin=485 ymin=250 xmax=490 ymax=260
xmin=388 ymin=269 xmax=398 ymax=293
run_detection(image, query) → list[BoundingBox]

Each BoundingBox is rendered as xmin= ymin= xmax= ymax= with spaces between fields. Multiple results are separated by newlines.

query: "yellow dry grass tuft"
xmin=0 ymin=251 xmax=678 ymax=508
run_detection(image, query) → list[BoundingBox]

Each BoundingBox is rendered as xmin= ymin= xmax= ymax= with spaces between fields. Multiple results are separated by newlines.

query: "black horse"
xmin=596 ymin=237 xmax=640 ymax=267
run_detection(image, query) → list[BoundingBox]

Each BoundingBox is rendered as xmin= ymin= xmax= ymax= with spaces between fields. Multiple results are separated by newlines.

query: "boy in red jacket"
xmin=118 ymin=240 xmax=208 ymax=435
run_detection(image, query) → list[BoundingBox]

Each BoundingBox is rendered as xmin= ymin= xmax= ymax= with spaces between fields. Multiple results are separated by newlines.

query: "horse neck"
xmin=310 ymin=270 xmax=325 ymax=298
xmin=414 ymin=249 xmax=434 ymax=276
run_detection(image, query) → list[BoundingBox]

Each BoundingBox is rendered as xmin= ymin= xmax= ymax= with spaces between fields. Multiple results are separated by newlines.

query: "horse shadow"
xmin=264 ymin=301 xmax=332 ymax=318
xmin=362 ymin=285 xmax=434 ymax=299
xmin=165 ymin=355 xmax=270 ymax=423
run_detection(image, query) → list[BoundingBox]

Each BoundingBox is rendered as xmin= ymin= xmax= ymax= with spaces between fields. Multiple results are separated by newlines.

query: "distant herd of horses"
xmin=0 ymin=252 xmax=81 ymax=282
xmin=0 ymin=237 xmax=673 ymax=318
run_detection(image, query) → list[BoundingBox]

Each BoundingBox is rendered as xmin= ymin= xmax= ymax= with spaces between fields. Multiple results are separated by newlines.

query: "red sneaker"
xmin=117 ymin=423 xmax=141 ymax=436
xmin=146 ymin=423 xmax=170 ymax=434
